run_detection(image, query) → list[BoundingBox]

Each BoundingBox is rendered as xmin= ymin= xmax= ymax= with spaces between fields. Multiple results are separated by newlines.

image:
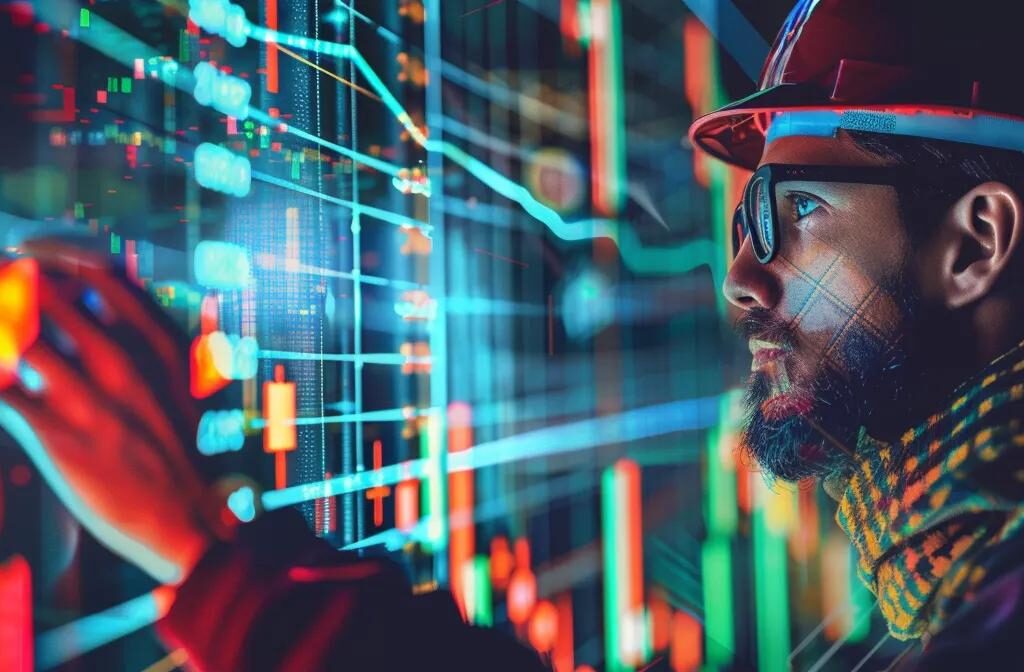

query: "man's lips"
xmin=749 ymin=338 xmax=788 ymax=371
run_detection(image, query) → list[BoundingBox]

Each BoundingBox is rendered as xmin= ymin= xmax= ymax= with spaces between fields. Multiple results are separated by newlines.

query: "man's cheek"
xmin=777 ymin=239 xmax=903 ymax=375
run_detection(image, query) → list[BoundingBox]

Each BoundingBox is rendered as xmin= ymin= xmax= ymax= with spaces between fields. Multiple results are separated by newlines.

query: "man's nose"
xmin=722 ymin=237 xmax=780 ymax=311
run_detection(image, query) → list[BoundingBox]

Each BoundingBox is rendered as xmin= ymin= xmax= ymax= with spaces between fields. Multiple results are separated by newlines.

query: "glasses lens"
xmin=746 ymin=173 xmax=775 ymax=263
xmin=731 ymin=204 xmax=747 ymax=259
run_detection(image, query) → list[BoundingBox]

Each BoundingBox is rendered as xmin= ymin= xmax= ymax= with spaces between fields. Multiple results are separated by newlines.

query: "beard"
xmin=737 ymin=274 xmax=921 ymax=484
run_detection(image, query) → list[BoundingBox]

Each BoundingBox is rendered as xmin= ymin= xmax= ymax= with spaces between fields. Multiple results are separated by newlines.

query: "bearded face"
xmin=724 ymin=136 xmax=926 ymax=483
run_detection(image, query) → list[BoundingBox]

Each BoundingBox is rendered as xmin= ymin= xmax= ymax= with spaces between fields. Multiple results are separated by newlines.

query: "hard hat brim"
xmin=687 ymin=83 xmax=1010 ymax=171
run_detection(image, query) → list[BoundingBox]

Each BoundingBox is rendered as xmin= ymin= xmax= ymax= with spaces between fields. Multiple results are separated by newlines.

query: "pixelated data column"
xmin=221 ymin=0 xmax=332 ymax=528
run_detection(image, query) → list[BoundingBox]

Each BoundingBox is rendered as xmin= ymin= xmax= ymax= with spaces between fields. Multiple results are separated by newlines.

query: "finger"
xmin=35 ymin=274 xmax=188 ymax=449
xmin=22 ymin=239 xmax=190 ymax=386
xmin=22 ymin=341 xmax=111 ymax=432
xmin=24 ymin=241 xmax=197 ymax=430
xmin=0 ymin=385 xmax=79 ymax=490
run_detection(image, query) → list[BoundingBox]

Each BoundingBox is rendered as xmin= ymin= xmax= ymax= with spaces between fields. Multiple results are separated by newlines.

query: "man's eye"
xmin=791 ymin=194 xmax=820 ymax=220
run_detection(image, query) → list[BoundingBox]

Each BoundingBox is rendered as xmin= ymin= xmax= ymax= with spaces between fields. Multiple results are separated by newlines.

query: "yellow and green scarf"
xmin=837 ymin=340 xmax=1024 ymax=640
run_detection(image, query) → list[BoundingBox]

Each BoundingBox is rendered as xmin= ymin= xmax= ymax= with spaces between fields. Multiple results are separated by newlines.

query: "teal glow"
xmin=262 ymin=395 xmax=720 ymax=510
xmin=244 ymin=24 xmax=717 ymax=278
xmin=197 ymin=409 xmax=245 ymax=455
xmin=194 ymin=143 xmax=251 ymax=197
xmin=227 ymin=486 xmax=257 ymax=523
xmin=193 ymin=240 xmax=250 ymax=289
xmin=753 ymin=501 xmax=791 ymax=672
xmin=193 ymin=61 xmax=251 ymax=119
xmin=0 ymin=401 xmax=181 ymax=584
xmin=35 ymin=592 xmax=162 ymax=670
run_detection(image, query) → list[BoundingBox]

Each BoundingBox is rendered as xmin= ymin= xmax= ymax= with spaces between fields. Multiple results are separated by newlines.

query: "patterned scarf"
xmin=836 ymin=339 xmax=1024 ymax=640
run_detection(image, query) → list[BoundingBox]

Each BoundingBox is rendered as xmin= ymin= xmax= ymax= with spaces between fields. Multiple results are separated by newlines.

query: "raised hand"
xmin=0 ymin=240 xmax=229 ymax=584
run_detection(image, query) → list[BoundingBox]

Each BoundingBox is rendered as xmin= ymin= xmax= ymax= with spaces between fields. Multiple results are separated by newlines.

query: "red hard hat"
xmin=689 ymin=0 xmax=1024 ymax=170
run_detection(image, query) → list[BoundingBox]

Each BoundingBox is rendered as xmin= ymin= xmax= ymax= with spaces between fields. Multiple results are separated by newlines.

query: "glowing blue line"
xmin=244 ymin=22 xmax=718 ymax=277
xmin=251 ymin=170 xmax=431 ymax=233
xmin=35 ymin=592 xmax=161 ymax=670
xmin=283 ymin=262 xmax=425 ymax=291
xmin=250 ymin=108 xmax=404 ymax=177
xmin=250 ymin=406 xmax=436 ymax=430
xmin=0 ymin=401 xmax=180 ymax=584
xmin=257 ymin=349 xmax=429 ymax=366
xmin=261 ymin=394 xmax=721 ymax=510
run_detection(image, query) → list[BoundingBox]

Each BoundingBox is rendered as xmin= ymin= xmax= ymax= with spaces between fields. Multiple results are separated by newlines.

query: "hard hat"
xmin=688 ymin=0 xmax=1024 ymax=170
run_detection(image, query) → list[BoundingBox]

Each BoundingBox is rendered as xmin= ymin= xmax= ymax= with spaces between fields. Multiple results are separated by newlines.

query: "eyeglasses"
xmin=732 ymin=163 xmax=972 ymax=264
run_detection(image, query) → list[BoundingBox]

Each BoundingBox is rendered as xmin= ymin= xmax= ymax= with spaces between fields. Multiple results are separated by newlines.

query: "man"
xmin=7 ymin=0 xmax=1024 ymax=669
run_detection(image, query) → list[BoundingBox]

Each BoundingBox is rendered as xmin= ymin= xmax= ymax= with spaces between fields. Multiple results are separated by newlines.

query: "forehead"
xmin=760 ymin=133 xmax=891 ymax=168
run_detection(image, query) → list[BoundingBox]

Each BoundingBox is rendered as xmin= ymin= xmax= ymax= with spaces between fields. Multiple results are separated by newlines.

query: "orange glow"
xmin=650 ymin=591 xmax=672 ymax=651
xmin=490 ymin=536 xmax=514 ymax=591
xmin=684 ymin=18 xmax=713 ymax=189
xmin=274 ymin=452 xmax=287 ymax=490
xmin=528 ymin=600 xmax=558 ymax=653
xmin=790 ymin=481 xmax=820 ymax=562
xmin=669 ymin=610 xmax=702 ymax=672
xmin=448 ymin=402 xmax=474 ymax=618
xmin=395 ymin=480 xmax=419 ymax=531
xmin=514 ymin=536 xmax=531 ymax=569
xmin=366 ymin=440 xmax=392 ymax=527
xmin=399 ymin=342 xmax=431 ymax=374
xmin=553 ymin=593 xmax=575 ymax=672
xmin=199 ymin=294 xmax=219 ymax=335
xmin=507 ymin=568 xmax=537 ymax=626
xmin=263 ymin=364 xmax=296 ymax=452
xmin=0 ymin=259 xmax=39 ymax=389
xmin=189 ymin=333 xmax=230 ymax=399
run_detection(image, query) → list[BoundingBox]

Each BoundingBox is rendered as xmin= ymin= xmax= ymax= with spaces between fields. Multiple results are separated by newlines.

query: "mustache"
xmin=734 ymin=307 xmax=794 ymax=347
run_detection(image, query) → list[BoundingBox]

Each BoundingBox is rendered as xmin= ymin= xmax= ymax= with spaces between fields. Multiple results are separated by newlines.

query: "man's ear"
xmin=937 ymin=182 xmax=1023 ymax=309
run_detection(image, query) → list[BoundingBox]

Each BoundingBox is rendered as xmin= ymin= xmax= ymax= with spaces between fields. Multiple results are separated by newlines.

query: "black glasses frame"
xmin=733 ymin=163 xmax=975 ymax=264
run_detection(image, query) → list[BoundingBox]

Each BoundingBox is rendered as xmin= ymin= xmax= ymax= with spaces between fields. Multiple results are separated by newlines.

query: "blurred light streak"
xmin=55 ymin=1 xmax=716 ymax=281
xmin=280 ymin=261 xmax=425 ymax=291
xmin=250 ymin=109 xmax=404 ymax=177
xmin=849 ymin=633 xmax=891 ymax=672
xmin=678 ymin=0 xmax=770 ymax=82
xmin=245 ymin=25 xmax=718 ymax=277
xmin=602 ymin=459 xmax=649 ymax=671
xmin=277 ymin=44 xmax=382 ymax=101
xmin=421 ymin=411 xmax=448 ymax=552
xmin=804 ymin=607 xmax=874 ymax=672
xmin=35 ymin=589 xmax=173 ymax=670
xmin=439 ymin=60 xmax=586 ymax=138
xmin=251 ymin=406 xmax=435 ymax=429
xmin=0 ymin=555 xmax=32 ymax=672
xmin=333 ymin=0 xmax=402 ymax=46
xmin=139 ymin=648 xmax=188 ymax=672
xmin=250 ymin=169 xmax=431 ymax=232
xmin=449 ymin=403 xmax=475 ymax=615
xmin=262 ymin=395 xmax=721 ymax=510
xmin=553 ymin=593 xmax=575 ymax=672
xmin=257 ymin=349 xmax=429 ymax=366
xmin=466 ymin=556 xmax=493 ymax=626
xmin=587 ymin=0 xmax=626 ymax=216
xmin=753 ymin=479 xmax=792 ymax=672
xmin=440 ymin=115 xmax=532 ymax=161
xmin=670 ymin=610 xmax=702 ymax=672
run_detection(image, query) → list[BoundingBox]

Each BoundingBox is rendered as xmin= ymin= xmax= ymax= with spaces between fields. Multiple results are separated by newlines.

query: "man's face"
xmin=724 ymin=134 xmax=919 ymax=483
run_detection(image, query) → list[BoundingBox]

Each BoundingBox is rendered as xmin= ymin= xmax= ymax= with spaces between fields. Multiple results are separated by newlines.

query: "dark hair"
xmin=846 ymin=131 xmax=1024 ymax=244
